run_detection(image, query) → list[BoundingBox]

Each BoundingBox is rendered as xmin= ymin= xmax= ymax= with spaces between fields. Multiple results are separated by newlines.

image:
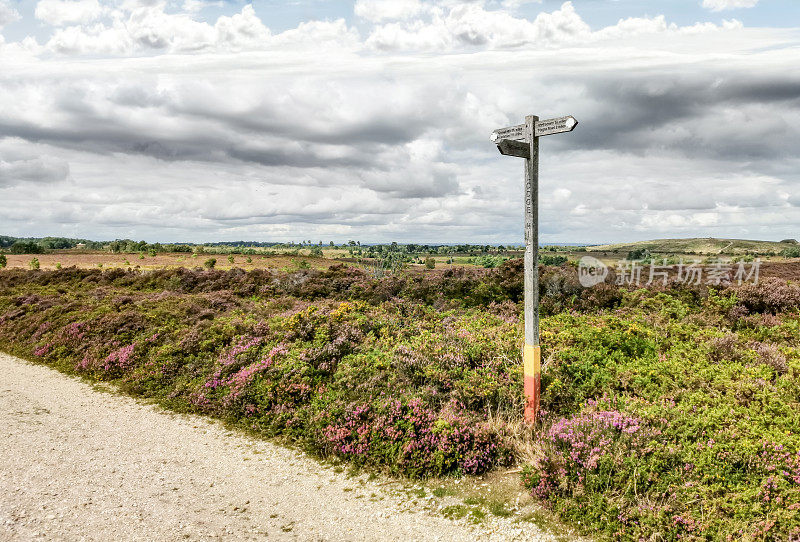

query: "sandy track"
xmin=0 ymin=353 xmax=558 ymax=541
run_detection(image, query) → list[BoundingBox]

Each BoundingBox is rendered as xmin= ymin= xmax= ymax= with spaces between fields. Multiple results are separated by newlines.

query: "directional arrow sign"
xmin=496 ymin=139 xmax=530 ymax=159
xmin=491 ymin=116 xmax=578 ymax=142
xmin=534 ymin=115 xmax=578 ymax=137
xmin=490 ymin=124 xmax=526 ymax=143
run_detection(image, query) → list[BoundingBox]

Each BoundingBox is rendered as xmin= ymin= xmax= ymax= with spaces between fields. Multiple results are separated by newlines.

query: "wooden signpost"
xmin=491 ymin=114 xmax=578 ymax=423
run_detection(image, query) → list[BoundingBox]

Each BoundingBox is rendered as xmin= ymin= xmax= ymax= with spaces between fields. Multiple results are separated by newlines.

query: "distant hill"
xmin=585 ymin=237 xmax=799 ymax=256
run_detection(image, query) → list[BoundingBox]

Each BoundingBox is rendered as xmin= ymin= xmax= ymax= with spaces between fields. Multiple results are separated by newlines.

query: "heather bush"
xmin=731 ymin=277 xmax=800 ymax=314
xmin=524 ymin=405 xmax=674 ymax=537
xmin=0 ymin=277 xmax=514 ymax=477
xmin=320 ymin=398 xmax=511 ymax=477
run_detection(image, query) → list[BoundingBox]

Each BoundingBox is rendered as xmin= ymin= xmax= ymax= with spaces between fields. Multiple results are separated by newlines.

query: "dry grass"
xmin=0 ymin=251 xmax=333 ymax=271
xmin=483 ymin=405 xmax=544 ymax=468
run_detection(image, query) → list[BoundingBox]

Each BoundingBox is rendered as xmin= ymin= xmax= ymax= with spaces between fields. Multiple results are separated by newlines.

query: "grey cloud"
xmin=0 ymin=120 xmax=374 ymax=169
xmin=226 ymin=146 xmax=371 ymax=168
xmin=1 ymin=73 xmax=455 ymax=173
xmin=563 ymin=71 xmax=800 ymax=161
xmin=168 ymin=89 xmax=448 ymax=148
xmin=721 ymin=78 xmax=800 ymax=103
xmin=359 ymin=167 xmax=461 ymax=198
xmin=109 ymin=85 xmax=171 ymax=108
xmin=0 ymin=157 xmax=70 ymax=186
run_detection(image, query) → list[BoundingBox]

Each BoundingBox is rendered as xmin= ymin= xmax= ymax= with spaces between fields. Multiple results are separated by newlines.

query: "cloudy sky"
xmin=1 ymin=0 xmax=799 ymax=244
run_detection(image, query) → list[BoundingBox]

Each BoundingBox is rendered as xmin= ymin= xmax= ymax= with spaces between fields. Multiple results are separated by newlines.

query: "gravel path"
xmin=0 ymin=353 xmax=564 ymax=541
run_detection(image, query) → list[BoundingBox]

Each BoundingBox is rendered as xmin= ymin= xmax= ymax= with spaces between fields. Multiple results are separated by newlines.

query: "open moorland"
xmin=0 ymin=252 xmax=336 ymax=272
xmin=587 ymin=238 xmax=800 ymax=257
xmin=2 ymin=236 xmax=799 ymax=275
xmin=1 ymin=257 xmax=799 ymax=540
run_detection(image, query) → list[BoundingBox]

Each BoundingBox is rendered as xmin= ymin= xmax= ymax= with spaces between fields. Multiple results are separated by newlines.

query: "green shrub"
xmin=0 ymin=254 xmax=6 ymax=268
xmin=29 ymin=258 xmax=40 ymax=270
xmin=10 ymin=241 xmax=44 ymax=254
xmin=425 ymin=257 xmax=435 ymax=269
xmin=626 ymin=248 xmax=653 ymax=261
xmin=539 ymin=254 xmax=567 ymax=266
xmin=472 ymin=255 xmax=505 ymax=268
xmin=204 ymin=258 xmax=216 ymax=269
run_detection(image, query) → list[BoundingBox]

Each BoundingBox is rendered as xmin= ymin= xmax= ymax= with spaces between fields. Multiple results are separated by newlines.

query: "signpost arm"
xmin=523 ymin=114 xmax=540 ymax=423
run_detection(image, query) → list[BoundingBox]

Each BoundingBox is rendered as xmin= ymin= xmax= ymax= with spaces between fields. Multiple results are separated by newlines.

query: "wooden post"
xmin=491 ymin=114 xmax=577 ymax=424
xmin=523 ymin=115 xmax=540 ymax=423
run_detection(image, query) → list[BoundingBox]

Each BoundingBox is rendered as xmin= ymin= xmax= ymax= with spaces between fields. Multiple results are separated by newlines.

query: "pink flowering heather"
xmin=33 ymin=343 xmax=51 ymax=357
xmin=103 ymin=344 xmax=135 ymax=372
xmin=62 ymin=321 xmax=86 ymax=341
xmin=203 ymin=336 xmax=265 ymax=390
xmin=218 ymin=336 xmax=263 ymax=367
xmin=527 ymin=409 xmax=661 ymax=499
xmin=76 ymin=356 xmax=92 ymax=371
xmin=221 ymin=344 xmax=288 ymax=404
xmin=322 ymin=398 xmax=510 ymax=477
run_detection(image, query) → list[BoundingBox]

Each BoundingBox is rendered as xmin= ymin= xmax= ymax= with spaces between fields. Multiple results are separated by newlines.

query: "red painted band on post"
xmin=524 ymin=373 xmax=536 ymax=420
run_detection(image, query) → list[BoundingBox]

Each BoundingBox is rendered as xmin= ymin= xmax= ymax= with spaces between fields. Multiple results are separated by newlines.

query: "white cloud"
xmin=0 ymin=0 xmax=20 ymax=27
xmin=354 ymin=0 xmax=425 ymax=23
xmin=45 ymin=4 xmax=274 ymax=54
xmin=40 ymin=4 xmax=362 ymax=55
xmin=26 ymin=1 xmax=752 ymax=56
xmin=181 ymin=0 xmax=223 ymax=13
xmin=271 ymin=19 xmax=359 ymax=50
xmin=35 ymin=0 xmax=105 ymax=26
xmin=366 ymin=1 xmax=591 ymax=51
xmin=364 ymin=1 xmax=742 ymax=52
xmin=701 ymin=0 xmax=759 ymax=11
xmin=501 ymin=0 xmax=543 ymax=10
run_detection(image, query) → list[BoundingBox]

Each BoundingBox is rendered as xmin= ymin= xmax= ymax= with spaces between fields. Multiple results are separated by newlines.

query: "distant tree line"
xmin=0 ymin=236 xmax=104 ymax=254
xmin=0 ymin=235 xmax=557 ymax=264
xmin=204 ymin=241 xmax=282 ymax=248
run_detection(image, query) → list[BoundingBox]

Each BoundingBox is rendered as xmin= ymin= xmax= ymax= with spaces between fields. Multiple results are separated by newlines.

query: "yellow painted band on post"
xmin=523 ymin=344 xmax=541 ymax=376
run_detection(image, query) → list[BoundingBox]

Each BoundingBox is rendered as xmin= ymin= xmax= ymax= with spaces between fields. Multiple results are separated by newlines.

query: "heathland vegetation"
xmin=1 ymin=257 xmax=799 ymax=540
